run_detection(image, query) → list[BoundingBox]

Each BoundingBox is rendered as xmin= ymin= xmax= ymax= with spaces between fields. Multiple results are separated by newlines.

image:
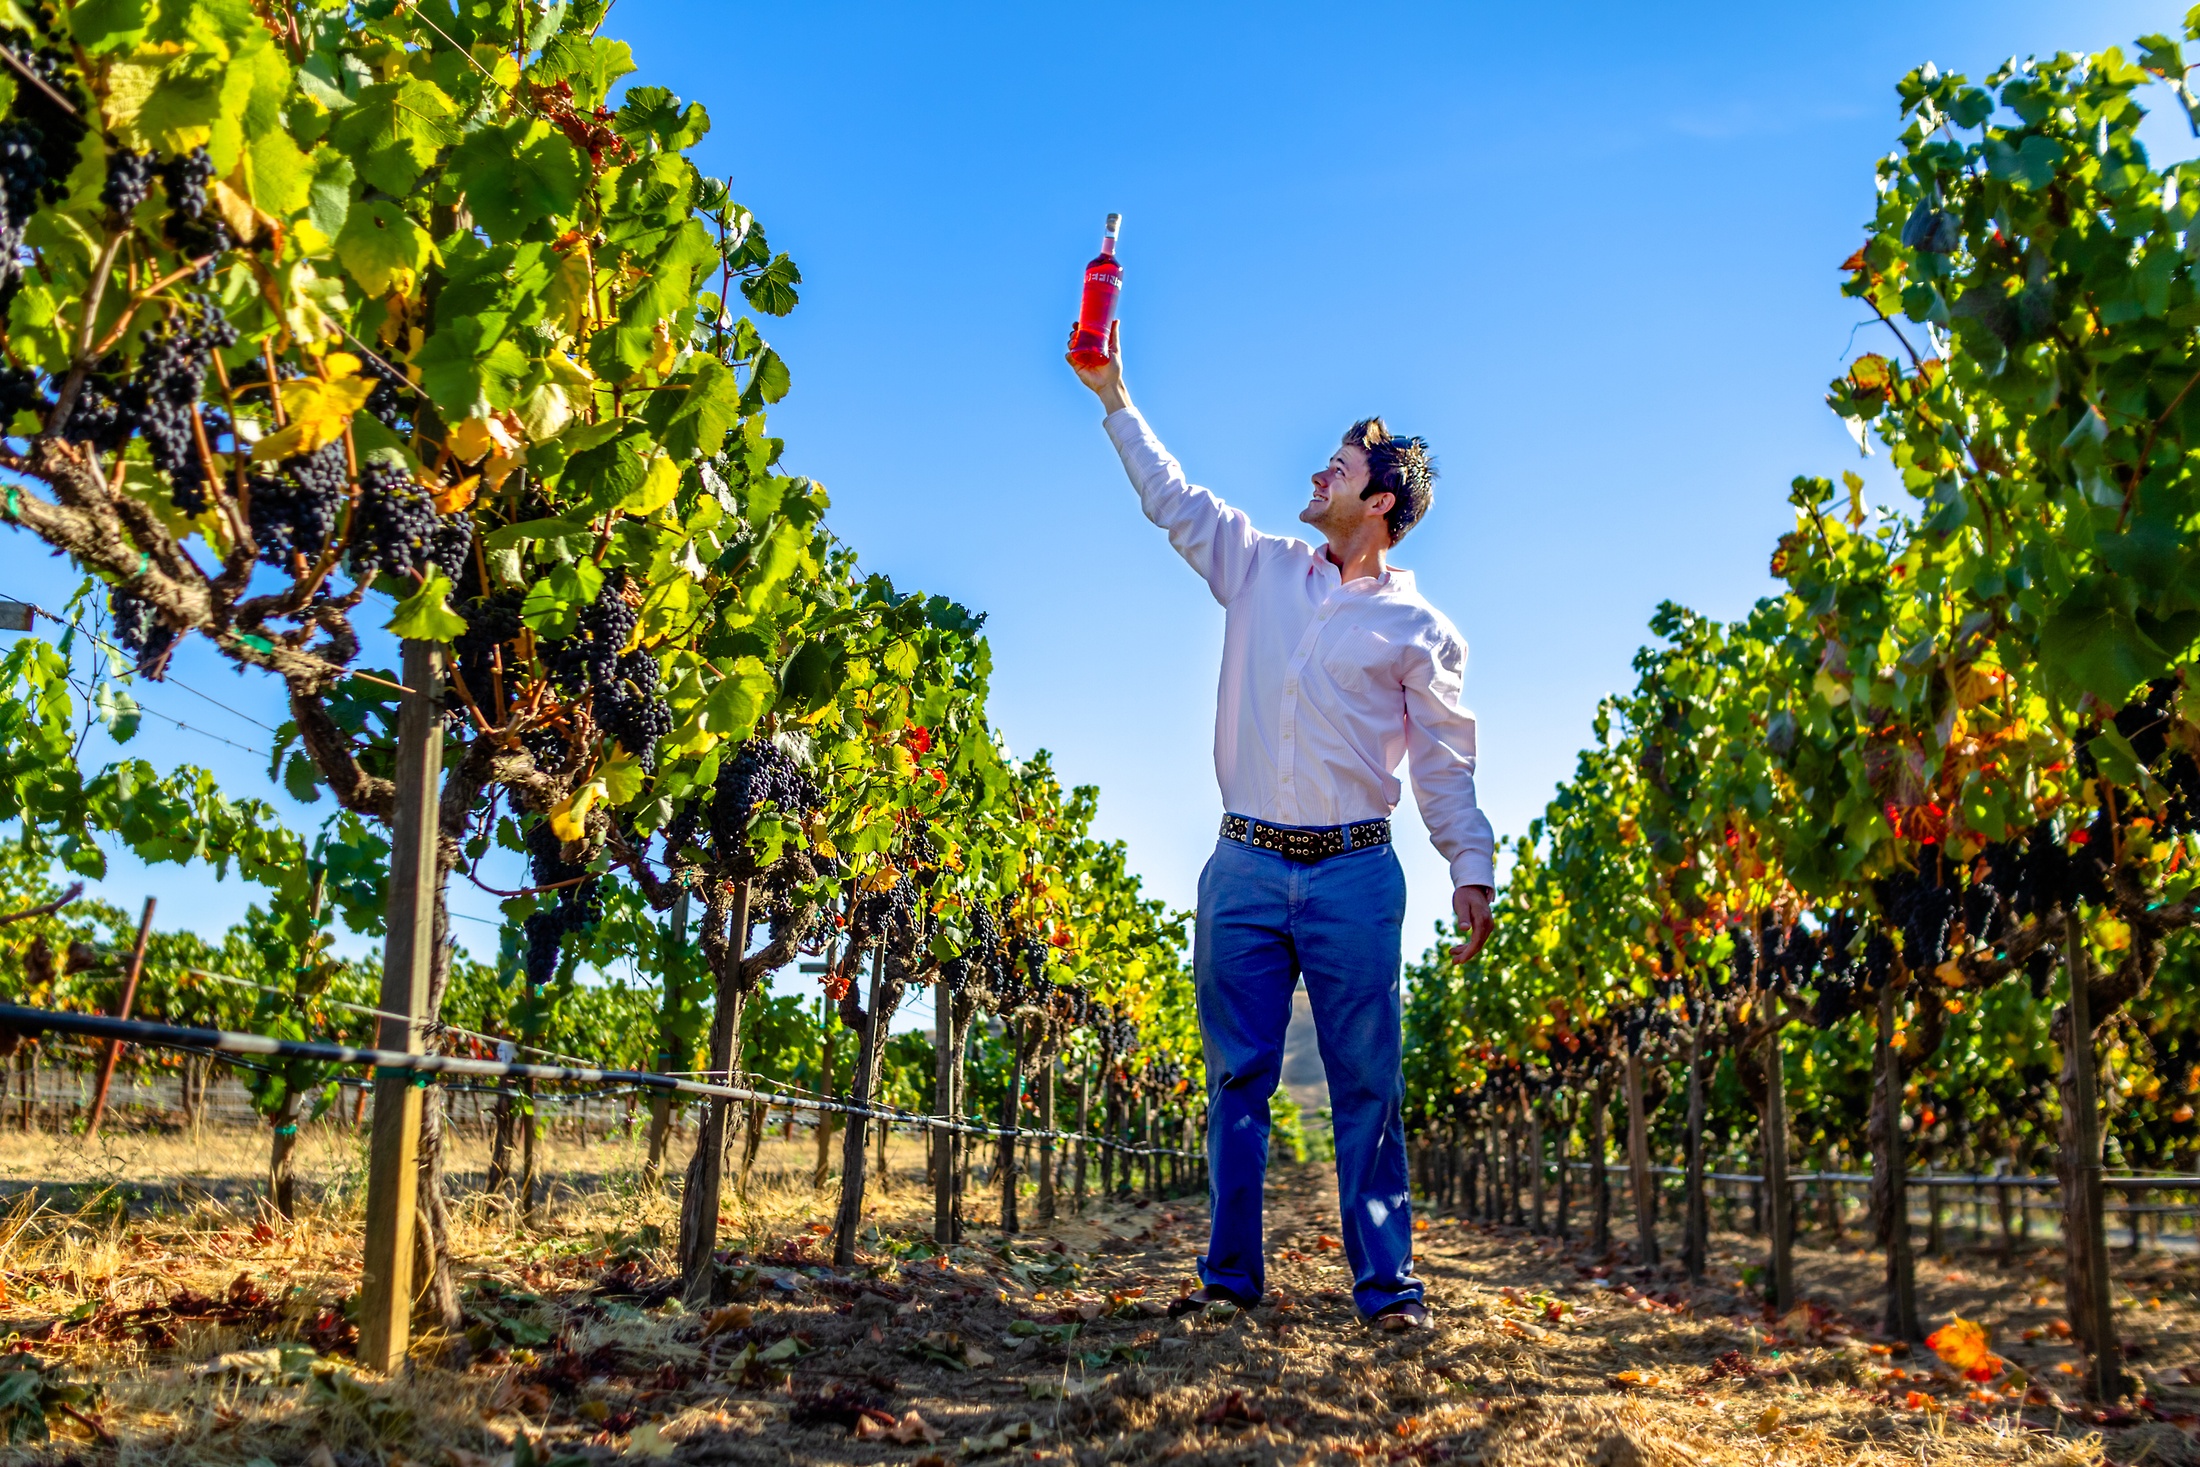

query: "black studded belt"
xmin=1220 ymin=813 xmax=1392 ymax=863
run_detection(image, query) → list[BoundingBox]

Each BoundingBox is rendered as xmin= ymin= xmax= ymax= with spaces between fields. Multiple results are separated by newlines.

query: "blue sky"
xmin=7 ymin=0 xmax=2185 ymax=1022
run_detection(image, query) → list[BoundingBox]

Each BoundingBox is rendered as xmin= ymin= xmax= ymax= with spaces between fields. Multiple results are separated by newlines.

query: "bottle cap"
xmin=1104 ymin=212 xmax=1121 ymax=239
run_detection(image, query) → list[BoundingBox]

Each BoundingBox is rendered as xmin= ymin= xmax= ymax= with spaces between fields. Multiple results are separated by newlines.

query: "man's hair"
xmin=1343 ymin=418 xmax=1437 ymax=544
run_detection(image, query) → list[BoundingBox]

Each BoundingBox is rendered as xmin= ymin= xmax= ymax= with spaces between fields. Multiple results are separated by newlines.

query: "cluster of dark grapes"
xmin=451 ymin=588 xmax=524 ymax=715
xmin=108 ymin=583 xmax=175 ymax=668
xmin=0 ymin=32 xmax=84 ymax=284
xmin=134 ymin=299 xmax=237 ymax=513
xmin=0 ymin=365 xmax=42 ymax=429
xmin=101 ymin=148 xmax=153 ymax=216
xmin=597 ymin=647 xmax=671 ymax=767
xmin=522 ymin=818 xmax=600 ymax=988
xmin=543 ymin=575 xmax=673 ymax=767
xmin=941 ymin=896 xmax=1005 ymax=999
xmin=359 ymin=351 xmax=414 ymax=431
xmin=707 ymin=736 xmax=822 ymax=852
xmin=348 ymin=455 xmax=471 ymax=582
xmin=247 ymin=438 xmax=346 ymax=568
xmin=57 ymin=296 xmax=237 ymax=513
xmin=658 ymin=806 xmax=701 ymax=865
xmin=520 ymin=723 xmax=573 ymax=778
xmin=159 ymin=147 xmax=229 ymax=275
xmin=547 ymin=573 xmax=637 ymax=693
xmin=1875 ymin=866 xmax=1960 ymax=975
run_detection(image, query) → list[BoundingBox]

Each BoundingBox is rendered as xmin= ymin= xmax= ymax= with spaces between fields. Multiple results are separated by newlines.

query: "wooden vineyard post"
xmin=358 ymin=640 xmax=444 ymax=1374
xmin=1073 ymin=1067 xmax=1090 ymax=1215
xmin=83 ymin=897 xmax=156 ymax=1140
xmin=1037 ymin=1059 xmax=1057 ymax=1223
xmin=832 ymin=946 xmax=886 ymax=1267
xmin=812 ymin=996 xmax=836 ymax=1189
xmin=934 ymin=978 xmax=955 ymax=1244
xmin=643 ymin=891 xmax=689 ymax=1189
xmin=677 ymin=881 xmax=754 ymax=1309
xmin=1624 ymin=1045 xmax=1659 ymax=1267
xmin=2061 ymin=910 xmax=2123 ymax=1401
xmin=1762 ymin=1019 xmax=1796 ymax=1314
xmin=1682 ymin=1025 xmax=1708 ymax=1284
xmin=950 ymin=990 xmax=973 ymax=1240
xmin=999 ymin=1020 xmax=1025 ymax=1232
xmin=1142 ymin=1094 xmax=1158 ymax=1198
xmin=1554 ymin=1095 xmax=1573 ymax=1240
xmin=1528 ymin=1099 xmax=1546 ymax=1232
xmin=1590 ymin=1076 xmax=1612 ymax=1257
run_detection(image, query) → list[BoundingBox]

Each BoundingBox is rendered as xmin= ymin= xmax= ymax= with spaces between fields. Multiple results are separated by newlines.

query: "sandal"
xmin=1367 ymin=1299 xmax=1430 ymax=1334
xmin=1168 ymin=1285 xmax=1259 ymax=1319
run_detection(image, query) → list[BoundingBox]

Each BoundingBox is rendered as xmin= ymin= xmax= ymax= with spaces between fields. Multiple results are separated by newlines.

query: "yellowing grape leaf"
xmin=616 ymin=454 xmax=681 ymax=517
xmin=252 ymin=355 xmax=374 ymax=460
xmin=448 ymin=414 xmax=519 ymax=466
xmin=549 ymin=781 xmax=603 ymax=843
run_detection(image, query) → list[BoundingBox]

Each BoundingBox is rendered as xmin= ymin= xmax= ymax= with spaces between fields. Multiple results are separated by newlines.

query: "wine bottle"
xmin=1068 ymin=213 xmax=1122 ymax=371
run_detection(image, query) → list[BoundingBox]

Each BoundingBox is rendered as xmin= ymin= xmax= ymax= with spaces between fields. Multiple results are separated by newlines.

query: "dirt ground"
xmin=0 ymin=1118 xmax=2195 ymax=1466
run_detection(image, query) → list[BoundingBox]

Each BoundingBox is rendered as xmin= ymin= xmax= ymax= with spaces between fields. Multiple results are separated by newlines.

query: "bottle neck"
xmin=1099 ymin=235 xmax=1117 ymax=259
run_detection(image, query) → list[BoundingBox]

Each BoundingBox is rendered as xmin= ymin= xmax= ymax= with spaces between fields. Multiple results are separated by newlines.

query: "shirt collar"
xmin=1313 ymin=545 xmax=1408 ymax=595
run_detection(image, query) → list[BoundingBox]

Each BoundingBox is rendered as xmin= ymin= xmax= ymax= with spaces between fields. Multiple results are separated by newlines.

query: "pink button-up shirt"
xmin=1106 ymin=407 xmax=1496 ymax=891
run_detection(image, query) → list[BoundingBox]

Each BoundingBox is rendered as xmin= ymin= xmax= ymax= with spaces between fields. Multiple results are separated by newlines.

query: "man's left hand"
xmin=1450 ymin=885 xmax=1494 ymax=963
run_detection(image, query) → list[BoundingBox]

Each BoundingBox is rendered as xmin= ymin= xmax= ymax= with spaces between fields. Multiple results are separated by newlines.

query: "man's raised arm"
xmin=1068 ymin=321 xmax=1266 ymax=606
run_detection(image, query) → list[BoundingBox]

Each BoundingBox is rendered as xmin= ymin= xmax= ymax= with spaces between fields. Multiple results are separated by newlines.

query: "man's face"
xmin=1301 ymin=441 xmax=1390 ymax=537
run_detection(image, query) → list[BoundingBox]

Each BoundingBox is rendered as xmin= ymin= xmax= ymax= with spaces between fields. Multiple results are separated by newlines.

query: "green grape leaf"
xmin=740 ymin=254 xmax=802 ymax=317
xmin=386 ymin=567 xmax=469 ymax=643
xmin=335 ymin=199 xmax=433 ymax=296
xmin=521 ymin=561 xmax=605 ymax=638
xmin=328 ymin=76 xmax=463 ymax=195
xmin=450 ymin=119 xmax=585 ymax=245
xmin=640 ymin=355 xmax=741 ymax=459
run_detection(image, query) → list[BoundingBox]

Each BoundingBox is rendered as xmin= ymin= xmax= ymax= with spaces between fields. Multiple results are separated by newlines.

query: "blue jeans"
xmin=1193 ymin=835 xmax=1420 ymax=1318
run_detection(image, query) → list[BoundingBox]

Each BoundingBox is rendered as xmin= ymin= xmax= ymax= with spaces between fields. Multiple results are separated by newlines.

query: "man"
xmin=1068 ymin=320 xmax=1495 ymax=1335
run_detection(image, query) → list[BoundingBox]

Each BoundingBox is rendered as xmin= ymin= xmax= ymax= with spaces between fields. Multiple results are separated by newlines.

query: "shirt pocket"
xmin=1319 ymin=625 xmax=1395 ymax=698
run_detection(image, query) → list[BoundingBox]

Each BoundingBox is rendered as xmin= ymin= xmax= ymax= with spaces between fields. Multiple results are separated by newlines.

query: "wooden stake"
xmin=1073 ymin=1066 xmax=1090 ymax=1216
xmin=1683 ymin=1025 xmax=1708 ymax=1283
xmin=643 ymin=891 xmax=689 ymax=1189
xmin=1590 ymin=1077 xmax=1611 ymax=1255
xmin=1878 ymin=975 xmax=1920 ymax=1339
xmin=1037 ymin=1058 xmax=1057 ymax=1223
xmin=1624 ymin=1047 xmax=1659 ymax=1266
xmin=832 ymin=944 xmax=886 ymax=1266
xmin=677 ymin=881 xmax=754 ymax=1308
xmin=1763 ymin=1020 xmax=1795 ymax=1313
xmin=358 ymin=640 xmax=444 ymax=1374
xmin=83 ymin=897 xmax=156 ymax=1140
xmin=933 ymin=978 xmax=955 ymax=1244
xmin=2062 ymin=910 xmax=2123 ymax=1400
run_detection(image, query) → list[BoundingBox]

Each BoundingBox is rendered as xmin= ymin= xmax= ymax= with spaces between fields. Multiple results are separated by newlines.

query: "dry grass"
xmin=0 ymin=1116 xmax=2191 ymax=1465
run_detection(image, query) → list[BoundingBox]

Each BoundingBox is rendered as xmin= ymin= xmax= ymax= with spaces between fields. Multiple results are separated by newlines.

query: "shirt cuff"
xmin=1102 ymin=404 xmax=1147 ymax=441
xmin=1448 ymin=852 xmax=1495 ymax=892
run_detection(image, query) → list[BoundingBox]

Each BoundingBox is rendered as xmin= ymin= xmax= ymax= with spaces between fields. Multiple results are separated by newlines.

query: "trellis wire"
xmin=0 ymin=1003 xmax=1199 ymax=1159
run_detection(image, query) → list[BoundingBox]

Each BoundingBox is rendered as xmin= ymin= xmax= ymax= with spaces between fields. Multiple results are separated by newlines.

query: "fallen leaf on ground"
xmin=1754 ymin=1404 xmax=1783 ymax=1435
xmin=626 ymin=1421 xmax=677 ymax=1459
xmin=1608 ymin=1369 xmax=1658 ymax=1388
xmin=1198 ymin=1390 xmax=1268 ymax=1428
xmin=1925 ymin=1317 xmax=2001 ymax=1382
xmin=700 ymin=1304 xmax=753 ymax=1338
